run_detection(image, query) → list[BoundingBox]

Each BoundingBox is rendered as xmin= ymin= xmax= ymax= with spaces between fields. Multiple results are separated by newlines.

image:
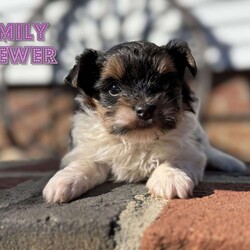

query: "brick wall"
xmin=0 ymin=86 xmax=74 ymax=161
xmin=0 ymin=73 xmax=249 ymax=163
xmin=203 ymin=72 xmax=250 ymax=162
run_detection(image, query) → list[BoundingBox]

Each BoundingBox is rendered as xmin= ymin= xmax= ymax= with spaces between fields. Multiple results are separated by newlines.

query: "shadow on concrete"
xmin=206 ymin=164 xmax=250 ymax=175
xmin=73 ymin=181 xmax=127 ymax=201
xmin=193 ymin=182 xmax=250 ymax=199
xmin=194 ymin=165 xmax=250 ymax=198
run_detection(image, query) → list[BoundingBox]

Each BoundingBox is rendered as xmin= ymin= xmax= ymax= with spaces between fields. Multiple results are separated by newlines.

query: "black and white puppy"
xmin=43 ymin=40 xmax=246 ymax=203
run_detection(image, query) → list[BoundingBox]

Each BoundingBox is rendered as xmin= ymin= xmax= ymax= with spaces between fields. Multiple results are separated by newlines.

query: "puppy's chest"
xmin=95 ymin=139 xmax=178 ymax=182
xmin=73 ymin=113 xmax=180 ymax=181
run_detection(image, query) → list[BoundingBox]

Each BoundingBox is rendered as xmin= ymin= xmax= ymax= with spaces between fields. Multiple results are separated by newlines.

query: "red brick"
xmin=204 ymin=121 xmax=250 ymax=162
xmin=205 ymin=77 xmax=250 ymax=116
xmin=141 ymin=183 xmax=250 ymax=250
xmin=0 ymin=122 xmax=10 ymax=149
xmin=1 ymin=87 xmax=73 ymax=160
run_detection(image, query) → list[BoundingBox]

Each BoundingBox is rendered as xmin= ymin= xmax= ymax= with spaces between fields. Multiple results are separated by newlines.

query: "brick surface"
xmin=0 ymin=122 xmax=11 ymax=149
xmin=203 ymin=76 xmax=250 ymax=162
xmin=204 ymin=77 xmax=250 ymax=116
xmin=0 ymin=87 xmax=73 ymax=161
xmin=204 ymin=121 xmax=250 ymax=162
xmin=141 ymin=182 xmax=250 ymax=250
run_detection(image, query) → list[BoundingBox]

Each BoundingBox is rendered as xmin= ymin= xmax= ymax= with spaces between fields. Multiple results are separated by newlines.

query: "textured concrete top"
xmin=0 ymin=161 xmax=250 ymax=250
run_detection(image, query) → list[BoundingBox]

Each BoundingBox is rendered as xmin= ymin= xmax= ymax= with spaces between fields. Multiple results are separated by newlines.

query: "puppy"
xmin=43 ymin=40 xmax=246 ymax=203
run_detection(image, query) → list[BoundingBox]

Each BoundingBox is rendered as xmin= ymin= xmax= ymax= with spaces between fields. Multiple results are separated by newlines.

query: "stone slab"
xmin=0 ymin=176 xmax=163 ymax=250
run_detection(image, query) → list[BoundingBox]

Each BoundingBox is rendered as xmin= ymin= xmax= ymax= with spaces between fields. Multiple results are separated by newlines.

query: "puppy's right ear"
xmin=64 ymin=49 xmax=103 ymax=96
xmin=165 ymin=40 xmax=197 ymax=78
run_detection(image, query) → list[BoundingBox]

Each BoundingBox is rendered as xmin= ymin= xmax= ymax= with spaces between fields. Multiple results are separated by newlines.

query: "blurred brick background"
xmin=0 ymin=87 xmax=73 ymax=161
xmin=0 ymin=72 xmax=249 ymax=163
xmin=203 ymin=72 xmax=250 ymax=162
xmin=0 ymin=0 xmax=250 ymax=164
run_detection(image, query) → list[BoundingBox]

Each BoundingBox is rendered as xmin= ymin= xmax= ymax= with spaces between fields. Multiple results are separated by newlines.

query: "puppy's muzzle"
xmin=135 ymin=104 xmax=156 ymax=120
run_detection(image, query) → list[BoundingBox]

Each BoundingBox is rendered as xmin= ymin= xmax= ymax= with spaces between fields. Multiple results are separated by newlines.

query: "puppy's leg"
xmin=146 ymin=155 xmax=206 ymax=199
xmin=43 ymin=151 xmax=110 ymax=203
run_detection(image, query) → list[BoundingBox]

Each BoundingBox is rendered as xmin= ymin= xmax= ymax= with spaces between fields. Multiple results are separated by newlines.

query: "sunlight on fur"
xmin=43 ymin=40 xmax=246 ymax=203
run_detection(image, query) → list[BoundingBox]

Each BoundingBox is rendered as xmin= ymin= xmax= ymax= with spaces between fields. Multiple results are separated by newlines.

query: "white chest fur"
xmin=64 ymin=110 xmax=199 ymax=182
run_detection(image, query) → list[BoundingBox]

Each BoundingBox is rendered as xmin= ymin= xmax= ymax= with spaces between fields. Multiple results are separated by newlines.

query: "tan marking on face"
xmin=101 ymin=55 xmax=125 ymax=80
xmin=157 ymin=57 xmax=176 ymax=74
xmin=114 ymin=105 xmax=137 ymax=127
xmin=93 ymin=99 xmax=117 ymax=132
xmin=93 ymin=99 xmax=106 ymax=118
xmin=112 ymin=97 xmax=137 ymax=127
xmin=83 ymin=96 xmax=97 ymax=109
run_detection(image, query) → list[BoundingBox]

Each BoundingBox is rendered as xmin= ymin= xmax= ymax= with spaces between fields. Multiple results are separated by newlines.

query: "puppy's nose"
xmin=135 ymin=104 xmax=156 ymax=120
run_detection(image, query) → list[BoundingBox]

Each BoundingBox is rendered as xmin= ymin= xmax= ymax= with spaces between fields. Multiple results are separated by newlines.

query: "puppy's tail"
xmin=205 ymin=144 xmax=246 ymax=172
xmin=197 ymin=124 xmax=246 ymax=172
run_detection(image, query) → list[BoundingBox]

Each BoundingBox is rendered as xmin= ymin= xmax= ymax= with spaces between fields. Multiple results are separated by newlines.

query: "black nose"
xmin=135 ymin=104 xmax=156 ymax=120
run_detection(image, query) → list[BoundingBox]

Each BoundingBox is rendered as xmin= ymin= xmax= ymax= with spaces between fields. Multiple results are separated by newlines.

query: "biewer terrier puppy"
xmin=43 ymin=40 xmax=246 ymax=203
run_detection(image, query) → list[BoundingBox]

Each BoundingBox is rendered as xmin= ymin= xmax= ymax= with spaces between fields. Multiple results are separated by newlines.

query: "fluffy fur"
xmin=43 ymin=40 xmax=246 ymax=203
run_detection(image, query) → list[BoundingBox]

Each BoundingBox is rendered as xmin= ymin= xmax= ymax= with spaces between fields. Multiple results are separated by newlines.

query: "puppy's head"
xmin=65 ymin=40 xmax=197 ymax=142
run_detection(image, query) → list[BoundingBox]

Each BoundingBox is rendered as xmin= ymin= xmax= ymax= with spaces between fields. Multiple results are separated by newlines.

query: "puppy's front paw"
xmin=43 ymin=170 xmax=87 ymax=203
xmin=146 ymin=165 xmax=195 ymax=199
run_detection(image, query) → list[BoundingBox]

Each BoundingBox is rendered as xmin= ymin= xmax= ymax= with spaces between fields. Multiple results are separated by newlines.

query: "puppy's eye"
xmin=108 ymin=84 xmax=121 ymax=96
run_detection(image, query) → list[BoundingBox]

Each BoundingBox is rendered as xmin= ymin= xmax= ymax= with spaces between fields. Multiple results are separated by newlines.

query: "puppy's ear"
xmin=165 ymin=39 xmax=197 ymax=77
xmin=64 ymin=49 xmax=103 ymax=96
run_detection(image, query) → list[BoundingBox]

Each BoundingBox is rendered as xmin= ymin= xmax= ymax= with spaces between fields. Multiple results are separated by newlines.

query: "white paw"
xmin=146 ymin=166 xmax=195 ymax=199
xmin=43 ymin=170 xmax=87 ymax=203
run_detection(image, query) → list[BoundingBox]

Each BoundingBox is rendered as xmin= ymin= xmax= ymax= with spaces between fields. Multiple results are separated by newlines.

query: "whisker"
xmin=167 ymin=95 xmax=183 ymax=104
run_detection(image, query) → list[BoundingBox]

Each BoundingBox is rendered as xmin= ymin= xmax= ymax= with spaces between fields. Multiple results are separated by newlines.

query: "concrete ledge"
xmin=0 ymin=176 xmax=164 ymax=250
xmin=0 ymin=163 xmax=249 ymax=250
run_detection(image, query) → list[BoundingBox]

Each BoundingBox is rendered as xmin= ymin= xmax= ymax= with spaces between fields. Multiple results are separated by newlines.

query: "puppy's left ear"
xmin=165 ymin=39 xmax=197 ymax=77
xmin=64 ymin=49 xmax=103 ymax=96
